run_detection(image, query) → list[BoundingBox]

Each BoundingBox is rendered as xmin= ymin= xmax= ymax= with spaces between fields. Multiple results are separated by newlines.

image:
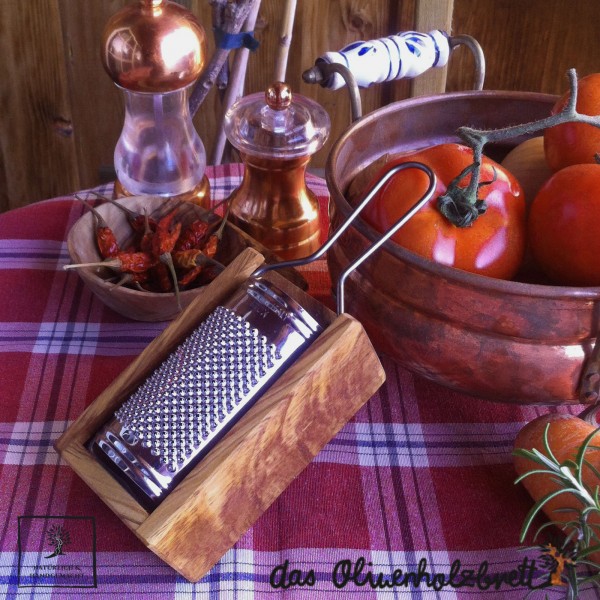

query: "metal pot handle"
xmin=580 ymin=342 xmax=600 ymax=405
xmin=302 ymin=31 xmax=485 ymax=122
xmin=577 ymin=338 xmax=600 ymax=423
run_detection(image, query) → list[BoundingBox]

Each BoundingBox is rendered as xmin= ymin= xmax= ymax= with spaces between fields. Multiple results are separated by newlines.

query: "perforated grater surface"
xmin=89 ymin=277 xmax=321 ymax=510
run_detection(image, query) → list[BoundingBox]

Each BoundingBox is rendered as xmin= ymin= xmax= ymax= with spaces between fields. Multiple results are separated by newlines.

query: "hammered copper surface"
xmin=326 ymin=91 xmax=600 ymax=405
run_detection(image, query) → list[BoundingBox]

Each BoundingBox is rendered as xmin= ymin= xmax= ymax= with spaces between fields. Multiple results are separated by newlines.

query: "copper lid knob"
xmin=265 ymin=82 xmax=292 ymax=111
xmin=101 ymin=0 xmax=207 ymax=93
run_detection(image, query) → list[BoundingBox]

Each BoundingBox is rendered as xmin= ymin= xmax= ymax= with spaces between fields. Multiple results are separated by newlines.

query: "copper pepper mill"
xmin=223 ymin=82 xmax=331 ymax=260
xmin=101 ymin=0 xmax=210 ymax=205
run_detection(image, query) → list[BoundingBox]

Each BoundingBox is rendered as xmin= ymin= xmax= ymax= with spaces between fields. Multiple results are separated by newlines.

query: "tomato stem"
xmin=445 ymin=68 xmax=600 ymax=227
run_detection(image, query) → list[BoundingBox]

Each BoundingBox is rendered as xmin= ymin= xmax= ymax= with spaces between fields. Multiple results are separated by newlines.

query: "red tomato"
xmin=361 ymin=143 xmax=526 ymax=280
xmin=528 ymin=163 xmax=600 ymax=286
xmin=544 ymin=73 xmax=600 ymax=172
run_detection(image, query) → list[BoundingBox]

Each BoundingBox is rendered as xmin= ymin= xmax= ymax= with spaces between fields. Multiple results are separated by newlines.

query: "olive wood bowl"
xmin=326 ymin=90 xmax=600 ymax=405
xmin=67 ymin=196 xmax=306 ymax=321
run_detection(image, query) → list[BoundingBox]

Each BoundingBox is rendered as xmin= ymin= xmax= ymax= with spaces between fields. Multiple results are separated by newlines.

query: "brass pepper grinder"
xmin=223 ymin=82 xmax=331 ymax=260
xmin=101 ymin=0 xmax=210 ymax=205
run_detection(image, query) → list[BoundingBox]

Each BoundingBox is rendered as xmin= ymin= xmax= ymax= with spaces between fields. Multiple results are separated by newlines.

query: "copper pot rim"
xmin=326 ymin=89 xmax=600 ymax=301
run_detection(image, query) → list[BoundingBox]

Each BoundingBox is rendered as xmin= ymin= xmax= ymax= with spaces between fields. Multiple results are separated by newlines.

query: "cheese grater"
xmin=89 ymin=161 xmax=436 ymax=511
xmin=89 ymin=277 xmax=321 ymax=510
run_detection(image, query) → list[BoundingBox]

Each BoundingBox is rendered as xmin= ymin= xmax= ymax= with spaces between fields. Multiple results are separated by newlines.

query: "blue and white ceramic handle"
xmin=317 ymin=30 xmax=450 ymax=91
xmin=305 ymin=30 xmax=485 ymax=97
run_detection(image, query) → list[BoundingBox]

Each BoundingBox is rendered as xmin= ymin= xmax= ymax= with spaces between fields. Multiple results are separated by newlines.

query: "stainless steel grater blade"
xmin=89 ymin=277 xmax=321 ymax=510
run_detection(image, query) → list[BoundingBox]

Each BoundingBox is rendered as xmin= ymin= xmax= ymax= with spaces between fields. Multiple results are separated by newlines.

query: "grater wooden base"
xmin=55 ymin=248 xmax=386 ymax=582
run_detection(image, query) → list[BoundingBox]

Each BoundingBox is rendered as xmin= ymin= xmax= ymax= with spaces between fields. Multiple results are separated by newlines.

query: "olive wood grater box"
xmin=55 ymin=247 xmax=385 ymax=582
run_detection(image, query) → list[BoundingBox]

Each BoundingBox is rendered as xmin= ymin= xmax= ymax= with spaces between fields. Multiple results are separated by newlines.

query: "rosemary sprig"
xmin=514 ymin=424 xmax=600 ymax=595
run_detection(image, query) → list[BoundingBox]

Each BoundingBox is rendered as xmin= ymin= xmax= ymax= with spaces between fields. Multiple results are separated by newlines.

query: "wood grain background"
xmin=1 ymin=0 xmax=599 ymax=211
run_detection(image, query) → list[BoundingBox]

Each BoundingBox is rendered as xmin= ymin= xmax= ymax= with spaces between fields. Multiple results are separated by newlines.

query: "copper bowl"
xmin=326 ymin=90 xmax=600 ymax=405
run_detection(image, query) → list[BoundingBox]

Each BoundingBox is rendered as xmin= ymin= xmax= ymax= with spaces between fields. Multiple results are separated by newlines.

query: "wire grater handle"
xmin=253 ymin=161 xmax=437 ymax=314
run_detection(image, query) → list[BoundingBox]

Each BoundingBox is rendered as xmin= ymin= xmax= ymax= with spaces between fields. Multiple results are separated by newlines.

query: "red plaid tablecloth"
xmin=0 ymin=164 xmax=596 ymax=599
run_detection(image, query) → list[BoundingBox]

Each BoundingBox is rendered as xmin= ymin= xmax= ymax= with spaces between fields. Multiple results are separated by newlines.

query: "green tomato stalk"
xmin=441 ymin=68 xmax=600 ymax=227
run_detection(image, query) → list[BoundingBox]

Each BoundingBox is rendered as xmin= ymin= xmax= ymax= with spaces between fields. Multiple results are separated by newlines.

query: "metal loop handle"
xmin=254 ymin=161 xmax=437 ymax=315
xmin=302 ymin=63 xmax=362 ymax=123
xmin=448 ymin=34 xmax=485 ymax=92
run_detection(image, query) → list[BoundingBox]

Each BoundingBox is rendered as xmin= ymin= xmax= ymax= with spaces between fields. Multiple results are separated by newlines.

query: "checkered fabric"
xmin=0 ymin=165 xmax=596 ymax=599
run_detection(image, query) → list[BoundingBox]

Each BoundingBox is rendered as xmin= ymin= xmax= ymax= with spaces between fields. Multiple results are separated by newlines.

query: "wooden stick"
xmin=64 ymin=260 xmax=118 ymax=270
xmin=211 ymin=0 xmax=230 ymax=92
xmin=210 ymin=0 xmax=228 ymax=32
xmin=210 ymin=0 xmax=262 ymax=165
xmin=189 ymin=0 xmax=261 ymax=118
xmin=273 ymin=0 xmax=297 ymax=83
xmin=216 ymin=59 xmax=230 ymax=92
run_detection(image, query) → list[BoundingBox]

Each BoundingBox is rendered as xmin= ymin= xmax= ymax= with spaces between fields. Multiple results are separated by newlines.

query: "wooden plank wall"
xmin=1 ymin=0 xmax=599 ymax=212
xmin=447 ymin=0 xmax=600 ymax=94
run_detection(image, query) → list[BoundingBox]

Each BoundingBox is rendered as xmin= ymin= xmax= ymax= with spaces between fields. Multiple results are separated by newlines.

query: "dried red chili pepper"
xmin=115 ymin=251 xmax=158 ymax=273
xmin=153 ymin=262 xmax=173 ymax=292
xmin=173 ymin=232 xmax=219 ymax=266
xmin=96 ymin=223 xmax=120 ymax=258
xmin=131 ymin=214 xmax=157 ymax=235
xmin=172 ymin=248 xmax=224 ymax=271
xmin=64 ymin=251 xmax=157 ymax=274
xmin=149 ymin=209 xmax=183 ymax=308
xmin=174 ymin=196 xmax=229 ymax=245
xmin=202 ymin=234 xmax=218 ymax=259
xmin=172 ymin=249 xmax=201 ymax=270
xmin=75 ymin=196 xmax=120 ymax=259
xmin=178 ymin=266 xmax=203 ymax=287
xmin=139 ymin=210 xmax=155 ymax=254
xmin=133 ymin=271 xmax=150 ymax=283
xmin=174 ymin=220 xmax=209 ymax=252
xmin=87 ymin=192 xmax=161 ymax=251
xmin=100 ymin=197 xmax=158 ymax=235
xmin=152 ymin=211 xmax=182 ymax=257
xmin=110 ymin=270 xmax=150 ymax=290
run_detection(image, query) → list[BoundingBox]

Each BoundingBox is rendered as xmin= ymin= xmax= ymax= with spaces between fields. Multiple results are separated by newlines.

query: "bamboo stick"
xmin=273 ymin=0 xmax=297 ymax=83
xmin=211 ymin=0 xmax=230 ymax=92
